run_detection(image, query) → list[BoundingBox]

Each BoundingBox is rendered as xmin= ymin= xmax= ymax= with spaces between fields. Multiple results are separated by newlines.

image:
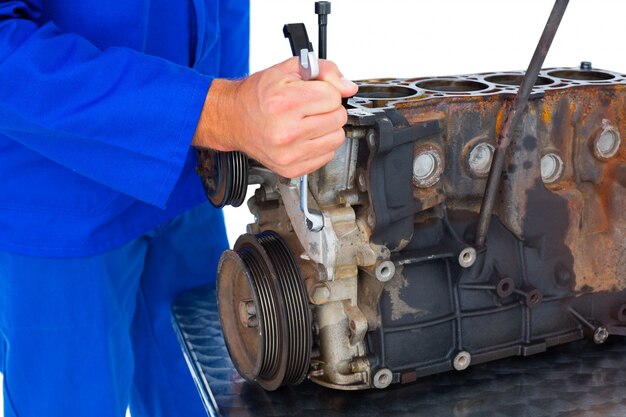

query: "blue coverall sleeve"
xmin=219 ymin=0 xmax=250 ymax=79
xmin=0 ymin=1 xmax=213 ymax=208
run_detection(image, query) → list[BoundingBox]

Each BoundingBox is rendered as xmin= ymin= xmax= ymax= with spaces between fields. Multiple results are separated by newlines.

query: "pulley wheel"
xmin=217 ymin=231 xmax=312 ymax=390
xmin=197 ymin=149 xmax=248 ymax=208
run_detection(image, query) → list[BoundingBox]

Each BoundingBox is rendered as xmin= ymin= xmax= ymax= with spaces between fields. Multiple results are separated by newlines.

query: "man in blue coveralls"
xmin=0 ymin=1 xmax=357 ymax=416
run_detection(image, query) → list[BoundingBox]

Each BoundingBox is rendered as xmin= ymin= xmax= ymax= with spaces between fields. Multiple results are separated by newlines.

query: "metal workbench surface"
xmin=172 ymin=286 xmax=626 ymax=417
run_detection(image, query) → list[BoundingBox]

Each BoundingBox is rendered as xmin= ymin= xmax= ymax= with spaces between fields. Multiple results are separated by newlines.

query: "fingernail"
xmin=340 ymin=77 xmax=358 ymax=90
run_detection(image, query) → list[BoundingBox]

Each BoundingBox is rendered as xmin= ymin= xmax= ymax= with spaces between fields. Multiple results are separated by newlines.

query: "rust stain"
xmin=495 ymin=105 xmax=507 ymax=137
xmin=406 ymin=111 xmax=445 ymax=125
xmin=542 ymin=105 xmax=552 ymax=125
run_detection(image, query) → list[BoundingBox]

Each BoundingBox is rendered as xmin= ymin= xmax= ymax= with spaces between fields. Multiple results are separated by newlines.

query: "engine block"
xmin=208 ymin=66 xmax=626 ymax=391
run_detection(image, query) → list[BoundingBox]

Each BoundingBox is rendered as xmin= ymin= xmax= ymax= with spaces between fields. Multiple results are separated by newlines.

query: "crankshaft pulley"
xmin=217 ymin=231 xmax=312 ymax=390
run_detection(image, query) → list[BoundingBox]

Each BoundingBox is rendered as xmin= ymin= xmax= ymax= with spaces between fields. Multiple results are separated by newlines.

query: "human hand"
xmin=192 ymin=57 xmax=358 ymax=178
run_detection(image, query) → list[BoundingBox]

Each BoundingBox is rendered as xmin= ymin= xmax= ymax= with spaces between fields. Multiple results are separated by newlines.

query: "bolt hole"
xmin=376 ymin=261 xmax=396 ymax=282
xmin=453 ymin=351 xmax=471 ymax=370
xmin=496 ymin=278 xmax=515 ymax=298
xmin=458 ymin=248 xmax=476 ymax=268
xmin=526 ymin=290 xmax=543 ymax=308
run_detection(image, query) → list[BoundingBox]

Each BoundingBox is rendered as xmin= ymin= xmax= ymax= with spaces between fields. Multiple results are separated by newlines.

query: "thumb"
xmin=318 ymin=59 xmax=359 ymax=97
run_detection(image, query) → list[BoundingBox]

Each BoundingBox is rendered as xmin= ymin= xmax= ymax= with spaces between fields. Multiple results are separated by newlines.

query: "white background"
xmin=2 ymin=0 xmax=626 ymax=414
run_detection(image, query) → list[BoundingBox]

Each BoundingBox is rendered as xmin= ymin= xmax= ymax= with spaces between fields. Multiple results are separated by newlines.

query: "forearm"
xmin=193 ymin=78 xmax=242 ymax=152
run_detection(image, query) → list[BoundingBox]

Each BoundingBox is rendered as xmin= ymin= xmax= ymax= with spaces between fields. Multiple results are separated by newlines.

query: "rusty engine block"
xmin=197 ymin=65 xmax=626 ymax=391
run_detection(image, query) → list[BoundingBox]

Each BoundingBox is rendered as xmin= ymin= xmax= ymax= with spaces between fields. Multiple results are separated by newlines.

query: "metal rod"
xmin=315 ymin=1 xmax=330 ymax=59
xmin=475 ymin=0 xmax=570 ymax=248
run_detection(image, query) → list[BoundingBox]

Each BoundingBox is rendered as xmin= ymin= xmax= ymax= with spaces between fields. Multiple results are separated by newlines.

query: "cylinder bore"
xmin=355 ymin=85 xmax=421 ymax=100
xmin=547 ymin=69 xmax=615 ymax=81
xmin=415 ymin=78 xmax=489 ymax=93
xmin=217 ymin=231 xmax=312 ymax=390
xmin=484 ymin=74 xmax=554 ymax=86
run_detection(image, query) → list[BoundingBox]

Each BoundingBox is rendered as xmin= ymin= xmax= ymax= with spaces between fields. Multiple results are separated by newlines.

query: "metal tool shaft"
xmin=475 ymin=0 xmax=570 ymax=248
xmin=298 ymin=49 xmax=324 ymax=232
xmin=315 ymin=1 xmax=330 ymax=59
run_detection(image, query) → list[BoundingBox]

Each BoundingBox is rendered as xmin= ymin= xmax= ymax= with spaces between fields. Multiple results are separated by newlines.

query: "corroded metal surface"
xmin=173 ymin=287 xmax=626 ymax=417
xmin=348 ymin=67 xmax=626 ymax=293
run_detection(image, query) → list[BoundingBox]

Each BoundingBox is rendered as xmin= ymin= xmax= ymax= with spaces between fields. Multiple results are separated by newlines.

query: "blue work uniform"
xmin=0 ymin=0 xmax=249 ymax=416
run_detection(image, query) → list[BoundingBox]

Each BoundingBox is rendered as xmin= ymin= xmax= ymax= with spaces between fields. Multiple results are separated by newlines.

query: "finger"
xmin=262 ymin=128 xmax=345 ymax=175
xmin=283 ymin=80 xmax=342 ymax=116
xmin=278 ymin=57 xmax=358 ymax=98
xmin=317 ymin=59 xmax=359 ymax=97
xmin=296 ymin=107 xmax=348 ymax=141
xmin=300 ymin=128 xmax=346 ymax=156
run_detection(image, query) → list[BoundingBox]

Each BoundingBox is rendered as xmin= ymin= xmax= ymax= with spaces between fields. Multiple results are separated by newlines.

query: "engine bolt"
xmin=453 ymin=351 xmax=472 ymax=371
xmin=593 ymin=326 xmax=609 ymax=345
xmin=413 ymin=149 xmax=443 ymax=187
xmin=373 ymin=368 xmax=393 ymax=389
xmin=238 ymin=299 xmax=258 ymax=327
xmin=413 ymin=147 xmax=444 ymax=188
xmin=468 ymin=142 xmax=495 ymax=177
xmin=593 ymin=122 xmax=621 ymax=160
xmin=245 ymin=300 xmax=257 ymax=315
xmin=310 ymin=284 xmax=331 ymax=304
xmin=366 ymin=130 xmax=377 ymax=148
xmin=357 ymin=170 xmax=368 ymax=192
xmin=540 ymin=153 xmax=564 ymax=183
